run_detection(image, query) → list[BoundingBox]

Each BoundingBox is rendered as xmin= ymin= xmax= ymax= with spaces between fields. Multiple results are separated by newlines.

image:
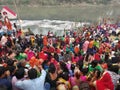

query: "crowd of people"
xmin=0 ymin=18 xmax=120 ymax=90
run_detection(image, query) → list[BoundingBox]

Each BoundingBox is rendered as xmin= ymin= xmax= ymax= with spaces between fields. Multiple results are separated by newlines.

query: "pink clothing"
xmin=70 ymin=77 xmax=80 ymax=87
xmin=83 ymin=41 xmax=89 ymax=53
xmin=74 ymin=56 xmax=79 ymax=62
xmin=72 ymin=56 xmax=79 ymax=63
xmin=80 ymin=76 xmax=87 ymax=82
xmin=25 ymin=50 xmax=35 ymax=61
xmin=0 ymin=36 xmax=7 ymax=46
xmin=12 ymin=76 xmax=22 ymax=90
xmin=66 ymin=63 xmax=71 ymax=70
xmin=79 ymin=55 xmax=83 ymax=61
xmin=89 ymin=55 xmax=94 ymax=62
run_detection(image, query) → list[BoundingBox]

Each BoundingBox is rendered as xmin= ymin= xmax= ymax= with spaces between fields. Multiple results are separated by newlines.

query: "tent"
xmin=1 ymin=6 xmax=17 ymax=19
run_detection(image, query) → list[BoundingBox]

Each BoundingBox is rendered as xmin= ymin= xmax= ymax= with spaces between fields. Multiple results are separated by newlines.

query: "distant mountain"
xmin=0 ymin=0 xmax=120 ymax=5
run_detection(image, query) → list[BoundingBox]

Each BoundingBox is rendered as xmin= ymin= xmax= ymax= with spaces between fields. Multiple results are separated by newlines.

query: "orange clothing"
xmin=43 ymin=36 xmax=48 ymax=46
xmin=89 ymin=41 xmax=94 ymax=48
xmin=74 ymin=46 xmax=80 ymax=54
xmin=4 ymin=17 xmax=12 ymax=30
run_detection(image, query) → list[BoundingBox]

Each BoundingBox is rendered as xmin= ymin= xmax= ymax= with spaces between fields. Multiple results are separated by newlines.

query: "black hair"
xmin=0 ymin=66 xmax=5 ymax=77
xmin=60 ymin=61 xmax=69 ymax=73
xmin=0 ymin=58 xmax=3 ymax=64
xmin=107 ymin=62 xmax=112 ymax=71
xmin=6 ymin=66 xmax=16 ymax=75
xmin=28 ymin=68 xmax=37 ymax=79
xmin=15 ymin=50 xmax=21 ymax=57
xmin=15 ymin=68 xmax=25 ymax=79
xmin=61 ymin=52 xmax=64 ymax=56
xmin=54 ymin=53 xmax=59 ymax=62
xmin=85 ymin=54 xmax=89 ymax=62
xmin=98 ymin=60 xmax=104 ymax=64
xmin=76 ymin=60 xmax=83 ymax=71
xmin=81 ymin=68 xmax=88 ymax=76
xmin=75 ymin=71 xmax=80 ymax=79
xmin=5 ymin=59 xmax=14 ymax=66
xmin=91 ymin=60 xmax=98 ymax=68
xmin=110 ymin=65 xmax=119 ymax=74
xmin=7 ymin=50 xmax=13 ymax=56
xmin=17 ymin=62 xmax=23 ymax=69
xmin=48 ymin=63 xmax=56 ymax=74
xmin=93 ymin=69 xmax=101 ymax=79
xmin=3 ymin=33 xmax=7 ymax=36
xmin=61 ymin=72 xmax=69 ymax=81
xmin=71 ymin=64 xmax=75 ymax=72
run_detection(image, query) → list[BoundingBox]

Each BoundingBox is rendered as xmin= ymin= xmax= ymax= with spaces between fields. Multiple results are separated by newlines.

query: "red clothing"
xmin=42 ymin=46 xmax=48 ymax=52
xmin=17 ymin=30 xmax=22 ymax=37
xmin=39 ymin=51 xmax=48 ymax=60
xmin=55 ymin=48 xmax=61 ymax=54
xmin=99 ymin=47 xmax=103 ymax=54
xmin=48 ymin=46 xmax=55 ymax=53
xmin=94 ymin=53 xmax=100 ymax=61
xmin=65 ymin=36 xmax=70 ymax=44
xmin=75 ymin=38 xmax=79 ymax=43
xmin=72 ymin=56 xmax=79 ymax=63
xmin=50 ymin=58 xmax=58 ymax=67
xmin=96 ymin=71 xmax=114 ymax=90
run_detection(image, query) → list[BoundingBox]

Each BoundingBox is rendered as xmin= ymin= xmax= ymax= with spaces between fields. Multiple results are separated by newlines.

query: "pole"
xmin=13 ymin=0 xmax=22 ymax=30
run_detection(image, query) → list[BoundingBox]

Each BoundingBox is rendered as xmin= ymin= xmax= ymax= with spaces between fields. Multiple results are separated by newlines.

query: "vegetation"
xmin=0 ymin=0 xmax=113 ymax=5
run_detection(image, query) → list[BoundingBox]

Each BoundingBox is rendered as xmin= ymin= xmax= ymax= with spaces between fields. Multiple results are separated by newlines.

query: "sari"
xmin=96 ymin=71 xmax=114 ymax=90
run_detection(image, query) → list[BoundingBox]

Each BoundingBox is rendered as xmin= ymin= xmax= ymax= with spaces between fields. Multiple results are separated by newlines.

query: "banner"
xmin=1 ymin=6 xmax=17 ymax=19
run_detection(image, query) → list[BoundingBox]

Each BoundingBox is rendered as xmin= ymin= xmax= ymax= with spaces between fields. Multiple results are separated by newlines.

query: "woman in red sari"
xmin=95 ymin=70 xmax=114 ymax=90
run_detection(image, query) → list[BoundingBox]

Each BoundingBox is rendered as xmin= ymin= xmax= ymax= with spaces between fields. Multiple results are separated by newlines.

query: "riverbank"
xmin=0 ymin=4 xmax=120 ymax=22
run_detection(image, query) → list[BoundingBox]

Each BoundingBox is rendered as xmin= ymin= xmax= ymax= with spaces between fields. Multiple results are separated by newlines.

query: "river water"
xmin=12 ymin=19 xmax=90 ymax=36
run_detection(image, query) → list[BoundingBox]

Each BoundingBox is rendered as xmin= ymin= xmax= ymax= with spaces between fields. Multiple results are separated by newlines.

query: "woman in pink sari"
xmin=83 ymin=39 xmax=89 ymax=54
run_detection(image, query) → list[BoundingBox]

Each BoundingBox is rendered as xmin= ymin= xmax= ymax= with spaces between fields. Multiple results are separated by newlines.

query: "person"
xmin=15 ymin=65 xmax=46 ymax=90
xmin=12 ymin=68 xmax=25 ymax=90
xmin=0 ymin=33 xmax=7 ymax=46
xmin=94 ymin=68 xmax=114 ymax=90
xmin=83 ymin=39 xmax=89 ymax=54
xmin=57 ymin=72 xmax=71 ymax=90
xmin=0 ymin=66 xmax=12 ymax=90
xmin=45 ymin=63 xmax=58 ymax=90
xmin=70 ymin=68 xmax=81 ymax=89
xmin=56 ymin=82 xmax=67 ymax=90
xmin=107 ymin=65 xmax=120 ymax=90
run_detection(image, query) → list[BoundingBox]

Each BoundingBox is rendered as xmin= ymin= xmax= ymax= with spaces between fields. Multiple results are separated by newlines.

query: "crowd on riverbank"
xmin=0 ymin=19 xmax=120 ymax=90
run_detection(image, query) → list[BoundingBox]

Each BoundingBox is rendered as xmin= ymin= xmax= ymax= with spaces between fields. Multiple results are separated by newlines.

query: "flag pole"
xmin=13 ymin=0 xmax=22 ymax=30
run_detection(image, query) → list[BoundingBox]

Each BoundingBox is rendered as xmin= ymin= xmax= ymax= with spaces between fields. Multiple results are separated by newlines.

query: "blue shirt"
xmin=0 ymin=77 xmax=12 ymax=90
xmin=15 ymin=70 xmax=46 ymax=90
